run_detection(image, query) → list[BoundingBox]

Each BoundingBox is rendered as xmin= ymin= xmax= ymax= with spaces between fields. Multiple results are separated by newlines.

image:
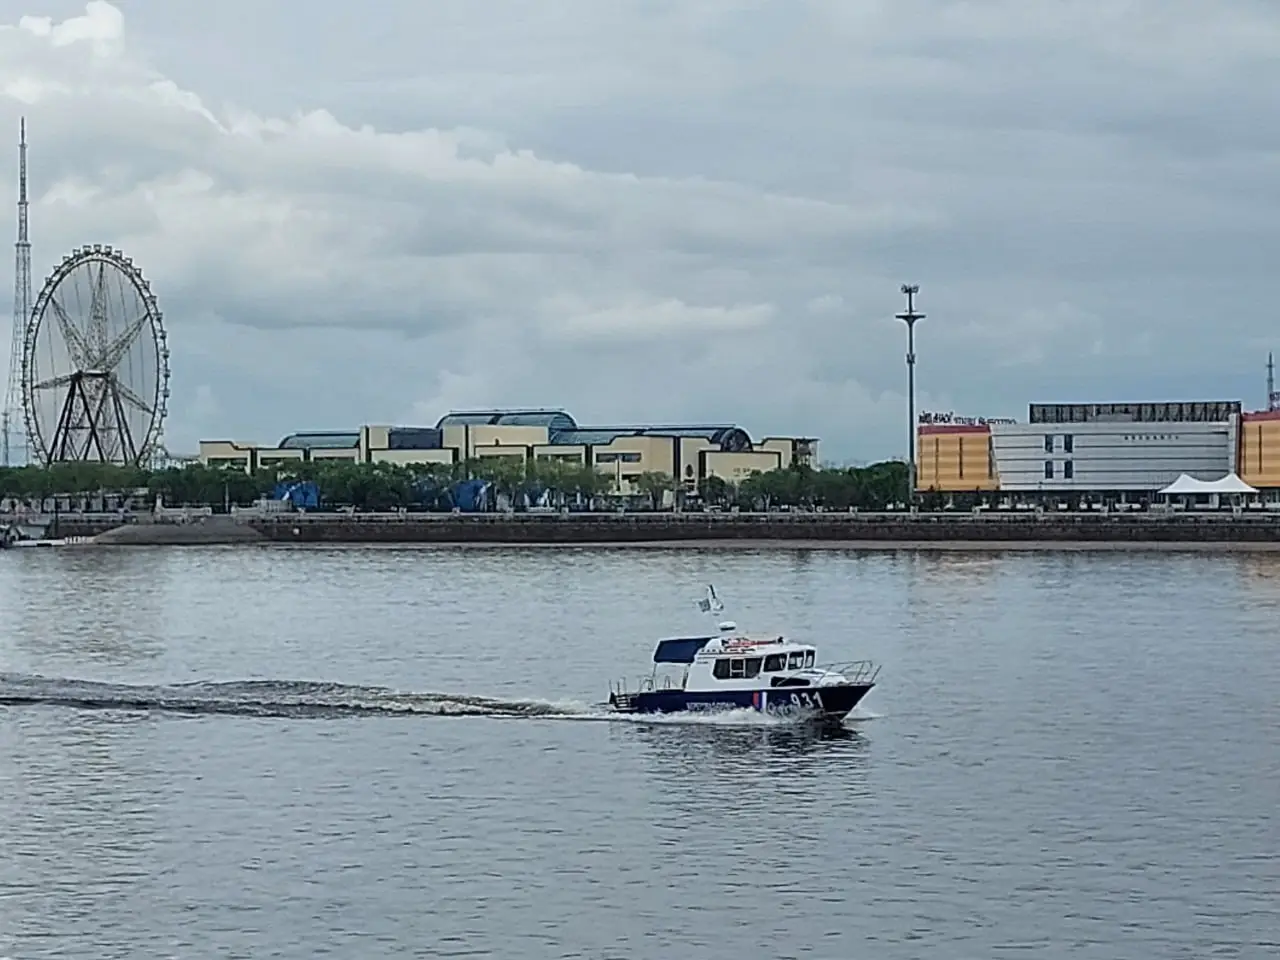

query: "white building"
xmin=989 ymin=420 xmax=1237 ymax=493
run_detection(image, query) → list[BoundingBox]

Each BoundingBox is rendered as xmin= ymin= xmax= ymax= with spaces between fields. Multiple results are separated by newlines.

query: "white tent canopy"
xmin=1157 ymin=472 xmax=1259 ymax=496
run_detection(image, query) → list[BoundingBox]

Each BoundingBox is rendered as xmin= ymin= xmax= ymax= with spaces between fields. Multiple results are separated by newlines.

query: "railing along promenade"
xmin=21 ymin=507 xmax=1280 ymax=545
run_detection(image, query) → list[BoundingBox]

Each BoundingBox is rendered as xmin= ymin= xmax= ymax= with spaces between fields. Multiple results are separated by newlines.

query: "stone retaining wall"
xmin=245 ymin=512 xmax=1280 ymax=544
xmin=27 ymin=511 xmax=1280 ymax=545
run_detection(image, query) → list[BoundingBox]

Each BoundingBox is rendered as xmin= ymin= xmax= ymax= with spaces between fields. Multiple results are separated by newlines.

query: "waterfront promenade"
xmin=15 ymin=508 xmax=1280 ymax=548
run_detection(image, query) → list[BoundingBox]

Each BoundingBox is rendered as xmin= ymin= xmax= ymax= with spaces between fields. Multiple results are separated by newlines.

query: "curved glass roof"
xmin=435 ymin=409 xmax=578 ymax=432
xmin=278 ymin=432 xmax=359 ymax=450
xmin=551 ymin=428 xmax=632 ymax=446
xmin=551 ymin=425 xmax=752 ymax=451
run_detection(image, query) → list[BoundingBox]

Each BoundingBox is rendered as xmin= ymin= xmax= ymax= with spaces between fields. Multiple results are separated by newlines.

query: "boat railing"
xmin=609 ymin=673 xmax=682 ymax=697
xmin=818 ymin=660 xmax=881 ymax=685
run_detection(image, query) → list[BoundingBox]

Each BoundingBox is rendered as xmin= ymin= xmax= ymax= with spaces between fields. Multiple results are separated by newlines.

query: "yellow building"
xmin=198 ymin=409 xmax=817 ymax=493
xmin=916 ymin=423 xmax=999 ymax=493
xmin=1238 ymin=411 xmax=1280 ymax=489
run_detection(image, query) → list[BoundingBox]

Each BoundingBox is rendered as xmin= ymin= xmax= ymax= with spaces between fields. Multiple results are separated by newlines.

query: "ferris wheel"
xmin=21 ymin=245 xmax=170 ymax=467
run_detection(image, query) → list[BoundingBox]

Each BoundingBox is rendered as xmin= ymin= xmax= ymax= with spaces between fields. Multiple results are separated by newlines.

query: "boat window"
xmin=763 ymin=653 xmax=786 ymax=672
xmin=711 ymin=657 xmax=763 ymax=680
xmin=788 ymin=652 xmax=805 ymax=669
xmin=804 ymin=651 xmax=815 ymax=668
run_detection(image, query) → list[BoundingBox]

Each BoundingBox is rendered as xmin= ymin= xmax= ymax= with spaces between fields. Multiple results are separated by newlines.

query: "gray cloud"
xmin=1 ymin=0 xmax=1277 ymax=462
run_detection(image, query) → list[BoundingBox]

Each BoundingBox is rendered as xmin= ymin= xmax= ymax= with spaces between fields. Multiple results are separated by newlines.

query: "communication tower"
xmin=1269 ymin=352 xmax=1278 ymax=412
xmin=3 ymin=118 xmax=31 ymax=466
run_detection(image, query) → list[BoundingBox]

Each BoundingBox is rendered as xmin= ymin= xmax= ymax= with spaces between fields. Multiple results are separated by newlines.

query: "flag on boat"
xmin=696 ymin=585 xmax=725 ymax=613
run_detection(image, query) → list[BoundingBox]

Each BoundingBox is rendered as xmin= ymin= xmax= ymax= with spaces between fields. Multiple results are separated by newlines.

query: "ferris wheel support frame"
xmin=48 ymin=370 xmax=139 ymax=465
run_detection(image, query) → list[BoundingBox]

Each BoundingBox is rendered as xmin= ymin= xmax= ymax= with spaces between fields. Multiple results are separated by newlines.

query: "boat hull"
xmin=612 ymin=683 xmax=872 ymax=722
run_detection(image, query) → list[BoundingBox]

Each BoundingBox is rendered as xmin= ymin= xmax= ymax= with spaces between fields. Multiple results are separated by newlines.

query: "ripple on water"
xmin=0 ymin=545 xmax=1277 ymax=959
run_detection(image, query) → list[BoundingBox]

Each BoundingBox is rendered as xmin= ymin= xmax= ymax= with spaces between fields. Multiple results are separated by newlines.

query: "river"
xmin=1 ymin=544 xmax=1276 ymax=958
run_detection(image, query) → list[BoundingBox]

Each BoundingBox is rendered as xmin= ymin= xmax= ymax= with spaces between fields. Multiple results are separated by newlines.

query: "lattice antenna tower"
xmin=1269 ymin=352 xmax=1278 ymax=412
xmin=3 ymin=117 xmax=31 ymax=466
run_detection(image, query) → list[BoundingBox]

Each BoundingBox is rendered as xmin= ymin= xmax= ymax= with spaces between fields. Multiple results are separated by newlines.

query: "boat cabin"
xmin=650 ymin=621 xmax=823 ymax=692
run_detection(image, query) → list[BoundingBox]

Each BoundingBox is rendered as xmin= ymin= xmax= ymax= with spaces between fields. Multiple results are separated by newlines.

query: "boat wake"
xmin=0 ymin=674 xmax=593 ymax=721
xmin=0 ymin=673 xmax=876 ymax=727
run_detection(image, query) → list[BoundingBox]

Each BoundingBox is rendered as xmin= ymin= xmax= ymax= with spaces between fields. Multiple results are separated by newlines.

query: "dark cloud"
xmin=1 ymin=0 xmax=1277 ymax=461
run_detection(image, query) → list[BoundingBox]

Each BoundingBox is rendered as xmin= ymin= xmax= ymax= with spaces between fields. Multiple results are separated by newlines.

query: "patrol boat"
xmin=606 ymin=587 xmax=879 ymax=722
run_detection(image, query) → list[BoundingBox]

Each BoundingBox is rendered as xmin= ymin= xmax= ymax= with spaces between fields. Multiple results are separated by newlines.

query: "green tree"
xmin=0 ymin=456 xmax=911 ymax=514
xmin=697 ymin=475 xmax=731 ymax=506
xmin=734 ymin=461 xmax=907 ymax=511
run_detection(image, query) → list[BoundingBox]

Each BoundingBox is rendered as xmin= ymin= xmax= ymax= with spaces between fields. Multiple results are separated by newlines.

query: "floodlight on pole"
xmin=895 ymin=284 xmax=924 ymax=507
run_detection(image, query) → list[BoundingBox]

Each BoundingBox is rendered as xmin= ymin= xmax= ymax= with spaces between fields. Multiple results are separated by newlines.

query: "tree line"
xmin=0 ymin=457 xmax=909 ymax=512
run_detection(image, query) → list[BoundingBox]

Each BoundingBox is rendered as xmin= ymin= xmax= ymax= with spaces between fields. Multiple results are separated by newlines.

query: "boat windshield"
xmin=786 ymin=650 xmax=815 ymax=669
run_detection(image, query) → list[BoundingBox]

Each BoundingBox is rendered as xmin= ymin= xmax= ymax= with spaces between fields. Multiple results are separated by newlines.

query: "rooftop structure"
xmin=436 ymin=409 xmax=578 ymax=432
xmin=1028 ymin=401 xmax=1242 ymax=424
xmin=278 ymin=431 xmax=360 ymax=450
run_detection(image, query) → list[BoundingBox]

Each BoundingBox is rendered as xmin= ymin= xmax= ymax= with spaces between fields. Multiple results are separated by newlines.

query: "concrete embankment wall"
xmin=34 ymin=517 xmax=122 ymax=539
xmin=27 ymin=515 xmax=262 ymax=543
xmin=93 ymin=517 xmax=266 ymax=545
xmin=24 ymin=511 xmax=1280 ymax=546
xmin=245 ymin=512 xmax=1280 ymax=544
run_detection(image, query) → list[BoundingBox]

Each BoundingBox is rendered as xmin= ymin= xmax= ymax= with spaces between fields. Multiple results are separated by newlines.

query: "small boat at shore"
xmin=607 ymin=586 xmax=879 ymax=723
xmin=0 ymin=524 xmax=92 ymax=549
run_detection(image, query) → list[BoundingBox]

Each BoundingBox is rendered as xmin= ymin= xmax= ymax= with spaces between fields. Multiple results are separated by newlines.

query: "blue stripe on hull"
xmin=628 ymin=684 xmax=871 ymax=719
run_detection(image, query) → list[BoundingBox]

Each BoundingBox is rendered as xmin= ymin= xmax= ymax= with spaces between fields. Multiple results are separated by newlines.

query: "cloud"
xmin=1 ymin=0 xmax=1277 ymax=463
xmin=543 ymin=297 xmax=774 ymax=344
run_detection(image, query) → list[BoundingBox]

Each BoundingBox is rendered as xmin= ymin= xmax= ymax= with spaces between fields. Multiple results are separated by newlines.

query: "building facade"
xmin=917 ymin=423 xmax=998 ymax=493
xmin=1238 ymin=410 xmax=1280 ymax=489
xmin=990 ymin=420 xmax=1235 ymax=492
xmin=199 ymin=408 xmax=817 ymax=492
xmin=918 ymin=401 xmax=1254 ymax=496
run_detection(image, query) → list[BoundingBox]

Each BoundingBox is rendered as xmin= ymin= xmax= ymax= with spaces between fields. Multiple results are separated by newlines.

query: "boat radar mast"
xmin=695 ymin=584 xmax=736 ymax=632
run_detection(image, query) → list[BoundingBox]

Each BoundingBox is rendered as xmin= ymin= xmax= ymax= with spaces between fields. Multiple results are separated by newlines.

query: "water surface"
xmin=1 ymin=544 xmax=1276 ymax=958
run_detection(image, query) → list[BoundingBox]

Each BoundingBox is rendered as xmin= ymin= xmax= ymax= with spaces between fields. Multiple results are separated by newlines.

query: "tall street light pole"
xmin=895 ymin=284 xmax=925 ymax=508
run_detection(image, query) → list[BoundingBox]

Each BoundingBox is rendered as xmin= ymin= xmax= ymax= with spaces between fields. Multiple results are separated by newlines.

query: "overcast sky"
xmin=1 ymin=1 xmax=1278 ymax=462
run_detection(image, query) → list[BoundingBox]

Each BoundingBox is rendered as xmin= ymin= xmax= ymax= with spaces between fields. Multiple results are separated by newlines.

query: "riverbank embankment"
xmin=23 ymin=509 xmax=1280 ymax=549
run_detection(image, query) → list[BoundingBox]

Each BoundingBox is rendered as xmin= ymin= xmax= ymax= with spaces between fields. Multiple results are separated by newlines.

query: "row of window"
xmin=710 ymin=650 xmax=815 ymax=679
xmin=1029 ymin=402 xmax=1240 ymax=423
xmin=595 ymin=452 xmax=642 ymax=464
xmin=1043 ymin=433 xmax=1195 ymax=451
xmin=1044 ymin=460 xmax=1075 ymax=480
xmin=1044 ymin=434 xmax=1075 ymax=453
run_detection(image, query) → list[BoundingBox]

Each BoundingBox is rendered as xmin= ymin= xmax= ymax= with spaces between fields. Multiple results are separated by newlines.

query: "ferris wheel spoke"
xmin=97 ymin=312 xmax=152 ymax=373
xmin=90 ymin=261 xmax=111 ymax=354
xmin=48 ymin=297 xmax=93 ymax=369
xmin=32 ymin=373 xmax=76 ymax=391
xmin=113 ymin=377 xmax=155 ymax=415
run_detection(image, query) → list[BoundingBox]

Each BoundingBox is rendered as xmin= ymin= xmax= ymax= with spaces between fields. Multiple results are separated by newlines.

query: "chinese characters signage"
xmin=918 ymin=411 xmax=1015 ymax=426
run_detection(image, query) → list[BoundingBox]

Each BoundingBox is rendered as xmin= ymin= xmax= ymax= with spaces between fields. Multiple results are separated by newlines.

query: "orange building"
xmin=1238 ymin=411 xmax=1280 ymax=489
xmin=917 ymin=423 xmax=999 ymax=493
